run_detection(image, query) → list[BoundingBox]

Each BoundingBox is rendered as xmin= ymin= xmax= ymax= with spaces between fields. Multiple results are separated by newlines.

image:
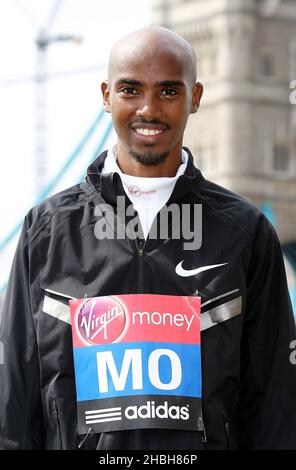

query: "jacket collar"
xmin=84 ymin=147 xmax=205 ymax=204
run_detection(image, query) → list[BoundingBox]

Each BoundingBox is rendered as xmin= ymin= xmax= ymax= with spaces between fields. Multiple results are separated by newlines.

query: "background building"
xmin=153 ymin=0 xmax=296 ymax=312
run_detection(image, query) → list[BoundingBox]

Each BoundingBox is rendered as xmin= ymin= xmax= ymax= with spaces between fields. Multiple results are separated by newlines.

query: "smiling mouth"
xmin=134 ymin=128 xmax=164 ymax=136
xmin=131 ymin=122 xmax=169 ymax=141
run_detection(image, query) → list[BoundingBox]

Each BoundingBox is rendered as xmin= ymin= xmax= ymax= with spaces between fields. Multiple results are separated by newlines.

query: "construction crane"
xmin=14 ymin=0 xmax=82 ymax=195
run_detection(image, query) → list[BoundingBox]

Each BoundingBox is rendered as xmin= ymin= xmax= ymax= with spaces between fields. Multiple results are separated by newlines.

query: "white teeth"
xmin=135 ymin=128 xmax=163 ymax=136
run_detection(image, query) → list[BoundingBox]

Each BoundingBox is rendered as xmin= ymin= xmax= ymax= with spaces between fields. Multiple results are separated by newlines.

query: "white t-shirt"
xmin=101 ymin=146 xmax=188 ymax=239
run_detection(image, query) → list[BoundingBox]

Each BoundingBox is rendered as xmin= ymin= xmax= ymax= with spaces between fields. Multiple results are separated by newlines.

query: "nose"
xmin=136 ymin=93 xmax=161 ymax=119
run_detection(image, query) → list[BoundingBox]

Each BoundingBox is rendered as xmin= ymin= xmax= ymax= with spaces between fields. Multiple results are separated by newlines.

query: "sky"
xmin=0 ymin=0 xmax=151 ymax=290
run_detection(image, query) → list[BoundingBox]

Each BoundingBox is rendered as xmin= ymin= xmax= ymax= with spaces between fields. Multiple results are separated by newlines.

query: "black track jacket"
xmin=0 ymin=149 xmax=296 ymax=450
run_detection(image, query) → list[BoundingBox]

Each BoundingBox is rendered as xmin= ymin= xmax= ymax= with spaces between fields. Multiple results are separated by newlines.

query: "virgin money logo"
xmin=128 ymin=186 xmax=141 ymax=197
xmin=128 ymin=186 xmax=156 ymax=197
xmin=77 ymin=297 xmax=126 ymax=345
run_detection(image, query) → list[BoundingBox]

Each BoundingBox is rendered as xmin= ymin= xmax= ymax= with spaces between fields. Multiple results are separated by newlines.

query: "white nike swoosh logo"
xmin=175 ymin=261 xmax=228 ymax=277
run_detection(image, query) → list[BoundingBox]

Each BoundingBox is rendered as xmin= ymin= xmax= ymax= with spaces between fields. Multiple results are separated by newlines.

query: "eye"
xmin=120 ymin=87 xmax=138 ymax=96
xmin=160 ymin=88 xmax=178 ymax=97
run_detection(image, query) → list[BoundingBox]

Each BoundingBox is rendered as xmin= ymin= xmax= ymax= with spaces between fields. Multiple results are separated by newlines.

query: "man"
xmin=0 ymin=26 xmax=296 ymax=450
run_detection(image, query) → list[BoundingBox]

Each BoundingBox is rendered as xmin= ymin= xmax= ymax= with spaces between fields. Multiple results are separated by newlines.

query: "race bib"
xmin=69 ymin=294 xmax=202 ymax=434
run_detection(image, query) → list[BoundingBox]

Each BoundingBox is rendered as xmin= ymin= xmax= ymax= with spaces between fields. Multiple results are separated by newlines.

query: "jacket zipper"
xmin=197 ymin=416 xmax=207 ymax=445
xmin=138 ymin=240 xmax=145 ymax=293
xmin=51 ymin=399 xmax=63 ymax=450
xmin=222 ymin=412 xmax=230 ymax=449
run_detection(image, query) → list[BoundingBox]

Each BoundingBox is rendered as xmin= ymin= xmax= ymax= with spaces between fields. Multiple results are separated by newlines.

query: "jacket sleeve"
xmin=239 ymin=214 xmax=296 ymax=449
xmin=0 ymin=217 xmax=45 ymax=449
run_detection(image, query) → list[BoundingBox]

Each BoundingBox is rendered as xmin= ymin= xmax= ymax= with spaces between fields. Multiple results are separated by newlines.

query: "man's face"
xmin=101 ymin=45 xmax=203 ymax=168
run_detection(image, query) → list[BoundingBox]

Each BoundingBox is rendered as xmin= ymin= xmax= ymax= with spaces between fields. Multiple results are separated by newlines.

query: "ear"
xmin=190 ymin=82 xmax=203 ymax=114
xmin=101 ymin=81 xmax=111 ymax=113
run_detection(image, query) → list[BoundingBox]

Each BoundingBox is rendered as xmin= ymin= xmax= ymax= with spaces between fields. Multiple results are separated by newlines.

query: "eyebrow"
xmin=115 ymin=78 xmax=142 ymax=87
xmin=156 ymin=80 xmax=185 ymax=88
xmin=114 ymin=78 xmax=185 ymax=88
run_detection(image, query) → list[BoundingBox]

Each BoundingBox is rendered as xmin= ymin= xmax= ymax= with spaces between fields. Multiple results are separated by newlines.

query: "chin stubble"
xmin=129 ymin=148 xmax=170 ymax=167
